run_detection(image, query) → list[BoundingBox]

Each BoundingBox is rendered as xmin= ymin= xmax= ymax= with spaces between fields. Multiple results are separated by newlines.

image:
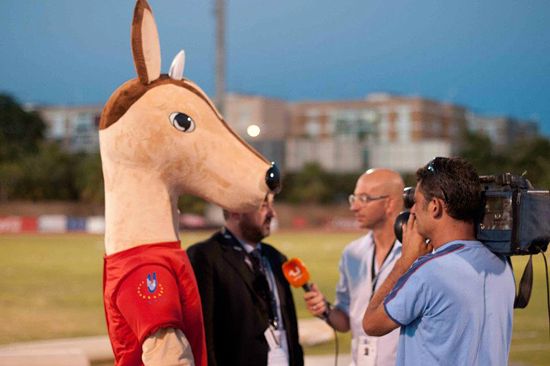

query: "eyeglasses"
xmin=348 ymin=193 xmax=389 ymax=206
xmin=425 ymin=157 xmax=449 ymax=202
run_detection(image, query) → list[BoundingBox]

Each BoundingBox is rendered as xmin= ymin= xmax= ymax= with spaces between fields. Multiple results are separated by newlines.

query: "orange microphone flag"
xmin=283 ymin=257 xmax=331 ymax=320
xmin=282 ymin=258 xmax=311 ymax=290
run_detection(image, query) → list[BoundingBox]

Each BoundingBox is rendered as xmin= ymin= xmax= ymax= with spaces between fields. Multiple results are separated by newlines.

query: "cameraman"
xmin=362 ymin=157 xmax=515 ymax=365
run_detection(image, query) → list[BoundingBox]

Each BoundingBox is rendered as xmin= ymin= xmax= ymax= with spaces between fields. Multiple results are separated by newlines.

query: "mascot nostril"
xmin=266 ymin=163 xmax=281 ymax=193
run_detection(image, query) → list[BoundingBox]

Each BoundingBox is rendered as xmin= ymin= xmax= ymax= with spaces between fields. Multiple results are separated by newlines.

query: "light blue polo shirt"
xmin=335 ymin=232 xmax=402 ymax=365
xmin=384 ymin=240 xmax=515 ymax=366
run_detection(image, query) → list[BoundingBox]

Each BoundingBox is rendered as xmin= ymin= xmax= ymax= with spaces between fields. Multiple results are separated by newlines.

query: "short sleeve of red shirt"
xmin=116 ymin=264 xmax=183 ymax=343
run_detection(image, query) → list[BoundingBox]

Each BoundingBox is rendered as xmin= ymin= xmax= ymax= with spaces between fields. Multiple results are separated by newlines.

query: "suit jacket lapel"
xmin=264 ymin=249 xmax=286 ymax=305
xmin=216 ymin=231 xmax=260 ymax=299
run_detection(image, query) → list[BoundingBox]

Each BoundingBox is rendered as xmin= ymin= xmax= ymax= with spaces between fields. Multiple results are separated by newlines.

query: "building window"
xmin=334 ymin=118 xmax=351 ymax=135
xmin=305 ymin=119 xmax=321 ymax=137
xmin=239 ymin=106 xmax=252 ymax=124
xmin=396 ymin=106 xmax=411 ymax=141
xmin=50 ymin=115 xmax=66 ymax=139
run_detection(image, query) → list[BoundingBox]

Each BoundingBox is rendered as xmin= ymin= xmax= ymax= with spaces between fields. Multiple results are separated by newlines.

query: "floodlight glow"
xmin=247 ymin=124 xmax=261 ymax=137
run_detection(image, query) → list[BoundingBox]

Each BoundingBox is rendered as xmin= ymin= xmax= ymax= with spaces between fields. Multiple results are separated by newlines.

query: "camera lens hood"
xmin=394 ymin=210 xmax=411 ymax=243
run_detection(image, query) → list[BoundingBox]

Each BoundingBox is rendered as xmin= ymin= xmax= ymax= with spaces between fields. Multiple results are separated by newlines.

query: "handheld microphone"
xmin=282 ymin=258 xmax=331 ymax=320
xmin=282 ymin=257 xmax=312 ymax=291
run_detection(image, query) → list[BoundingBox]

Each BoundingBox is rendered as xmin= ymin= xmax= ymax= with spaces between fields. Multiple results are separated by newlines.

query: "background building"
xmin=224 ymin=93 xmax=289 ymax=171
xmin=32 ymin=93 xmax=540 ymax=175
xmin=467 ymin=113 xmax=539 ymax=148
xmin=287 ymin=93 xmax=467 ymax=173
xmin=31 ymin=104 xmax=102 ymax=153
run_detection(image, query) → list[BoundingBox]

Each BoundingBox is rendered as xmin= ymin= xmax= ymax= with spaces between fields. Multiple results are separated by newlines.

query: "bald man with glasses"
xmin=303 ymin=168 xmax=404 ymax=366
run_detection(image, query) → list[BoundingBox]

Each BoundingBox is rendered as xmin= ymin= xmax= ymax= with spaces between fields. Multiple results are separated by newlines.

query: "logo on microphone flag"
xmin=282 ymin=258 xmax=310 ymax=288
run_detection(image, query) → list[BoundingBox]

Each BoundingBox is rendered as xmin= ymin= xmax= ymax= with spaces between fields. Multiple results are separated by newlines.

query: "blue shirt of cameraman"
xmin=384 ymin=240 xmax=515 ymax=366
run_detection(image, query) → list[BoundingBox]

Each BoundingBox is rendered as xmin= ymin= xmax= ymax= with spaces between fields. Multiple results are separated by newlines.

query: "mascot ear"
xmin=169 ymin=50 xmax=186 ymax=81
xmin=131 ymin=0 xmax=161 ymax=84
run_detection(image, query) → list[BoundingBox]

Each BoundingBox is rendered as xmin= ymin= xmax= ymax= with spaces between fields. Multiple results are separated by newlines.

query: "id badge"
xmin=356 ymin=335 xmax=377 ymax=366
xmin=264 ymin=325 xmax=282 ymax=351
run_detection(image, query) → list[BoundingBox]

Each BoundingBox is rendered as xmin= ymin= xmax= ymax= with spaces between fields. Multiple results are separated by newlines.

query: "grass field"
xmin=1 ymin=232 xmax=549 ymax=365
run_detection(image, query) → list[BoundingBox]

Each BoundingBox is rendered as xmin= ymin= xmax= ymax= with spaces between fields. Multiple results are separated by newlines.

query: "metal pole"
xmin=215 ymin=0 xmax=226 ymax=114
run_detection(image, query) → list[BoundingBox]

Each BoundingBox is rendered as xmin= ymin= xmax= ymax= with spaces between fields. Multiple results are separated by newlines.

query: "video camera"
xmin=394 ymin=173 xmax=550 ymax=256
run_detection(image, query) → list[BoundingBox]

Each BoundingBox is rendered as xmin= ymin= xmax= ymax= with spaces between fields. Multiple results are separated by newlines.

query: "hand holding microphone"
xmin=282 ymin=258 xmax=331 ymax=321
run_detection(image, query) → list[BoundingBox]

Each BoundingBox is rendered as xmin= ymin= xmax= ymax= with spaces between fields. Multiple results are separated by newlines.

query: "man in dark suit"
xmin=187 ymin=194 xmax=304 ymax=366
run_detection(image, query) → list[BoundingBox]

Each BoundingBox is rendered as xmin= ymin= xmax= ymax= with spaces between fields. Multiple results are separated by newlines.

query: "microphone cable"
xmin=322 ymin=301 xmax=338 ymax=366
xmin=332 ymin=327 xmax=339 ymax=366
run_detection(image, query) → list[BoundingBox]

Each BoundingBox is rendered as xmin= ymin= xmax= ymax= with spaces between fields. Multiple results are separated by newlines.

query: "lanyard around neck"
xmin=370 ymin=241 xmax=396 ymax=298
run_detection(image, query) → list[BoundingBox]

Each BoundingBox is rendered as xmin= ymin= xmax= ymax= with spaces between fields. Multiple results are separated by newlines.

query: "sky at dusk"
xmin=1 ymin=0 xmax=549 ymax=135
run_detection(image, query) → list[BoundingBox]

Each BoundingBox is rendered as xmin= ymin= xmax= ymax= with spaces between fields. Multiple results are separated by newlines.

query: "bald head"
xmin=355 ymin=168 xmax=405 ymax=214
xmin=360 ymin=168 xmax=404 ymax=197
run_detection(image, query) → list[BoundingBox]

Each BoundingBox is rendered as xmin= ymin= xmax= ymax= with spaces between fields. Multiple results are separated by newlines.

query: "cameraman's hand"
xmin=400 ymin=213 xmax=433 ymax=268
xmin=304 ymin=283 xmax=328 ymax=318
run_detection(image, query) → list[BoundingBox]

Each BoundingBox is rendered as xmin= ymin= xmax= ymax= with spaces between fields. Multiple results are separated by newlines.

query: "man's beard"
xmin=240 ymin=218 xmax=270 ymax=243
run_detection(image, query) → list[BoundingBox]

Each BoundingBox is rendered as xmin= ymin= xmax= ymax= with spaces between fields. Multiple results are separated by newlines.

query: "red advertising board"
xmin=0 ymin=216 xmax=38 ymax=233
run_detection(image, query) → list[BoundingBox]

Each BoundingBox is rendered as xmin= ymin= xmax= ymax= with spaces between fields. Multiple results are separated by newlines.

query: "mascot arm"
xmin=117 ymin=265 xmax=194 ymax=364
xmin=142 ymin=328 xmax=194 ymax=366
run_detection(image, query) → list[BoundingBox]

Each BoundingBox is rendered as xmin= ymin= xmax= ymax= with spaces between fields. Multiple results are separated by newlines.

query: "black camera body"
xmin=477 ymin=173 xmax=549 ymax=255
xmin=394 ymin=173 xmax=550 ymax=256
xmin=393 ymin=187 xmax=415 ymax=244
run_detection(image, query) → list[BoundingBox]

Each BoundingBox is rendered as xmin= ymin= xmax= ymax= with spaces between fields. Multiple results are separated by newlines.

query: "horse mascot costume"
xmin=99 ymin=1 xmax=280 ymax=365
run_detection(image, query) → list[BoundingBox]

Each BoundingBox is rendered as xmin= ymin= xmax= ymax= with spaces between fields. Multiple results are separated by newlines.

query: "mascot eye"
xmin=169 ymin=112 xmax=196 ymax=132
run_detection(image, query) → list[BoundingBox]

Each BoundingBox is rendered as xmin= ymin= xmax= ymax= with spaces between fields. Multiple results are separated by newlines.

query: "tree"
xmin=177 ymin=195 xmax=208 ymax=215
xmin=0 ymin=94 xmax=46 ymax=160
xmin=459 ymin=130 xmax=508 ymax=175
xmin=459 ymin=130 xmax=550 ymax=189
xmin=0 ymin=161 xmax=24 ymax=201
xmin=506 ymin=137 xmax=550 ymax=189
xmin=280 ymin=163 xmax=333 ymax=204
xmin=0 ymin=94 xmax=107 ymax=202
xmin=74 ymin=153 xmax=104 ymax=204
xmin=14 ymin=143 xmax=79 ymax=200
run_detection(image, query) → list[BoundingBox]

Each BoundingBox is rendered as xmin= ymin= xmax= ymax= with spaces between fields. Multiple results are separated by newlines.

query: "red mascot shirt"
xmin=103 ymin=241 xmax=207 ymax=366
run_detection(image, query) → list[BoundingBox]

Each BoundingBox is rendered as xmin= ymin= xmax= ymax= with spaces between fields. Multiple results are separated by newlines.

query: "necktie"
xmin=249 ymin=248 xmax=278 ymax=328
xmin=250 ymin=248 xmax=265 ymax=274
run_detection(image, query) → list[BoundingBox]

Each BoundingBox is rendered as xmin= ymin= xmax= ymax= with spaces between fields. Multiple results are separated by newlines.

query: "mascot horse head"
xmin=99 ymin=0 xmax=280 ymax=254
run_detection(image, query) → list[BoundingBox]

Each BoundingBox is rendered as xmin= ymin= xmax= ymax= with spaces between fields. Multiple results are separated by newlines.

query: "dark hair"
xmin=416 ymin=157 xmax=483 ymax=222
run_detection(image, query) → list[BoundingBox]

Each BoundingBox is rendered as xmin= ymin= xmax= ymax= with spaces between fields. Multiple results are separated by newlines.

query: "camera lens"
xmin=403 ymin=187 xmax=415 ymax=209
xmin=394 ymin=210 xmax=410 ymax=243
xmin=394 ymin=187 xmax=415 ymax=243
